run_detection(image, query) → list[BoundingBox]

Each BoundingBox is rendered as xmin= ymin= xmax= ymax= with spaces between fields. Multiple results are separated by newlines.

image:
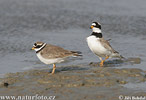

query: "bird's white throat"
xmin=92 ymin=28 xmax=101 ymax=33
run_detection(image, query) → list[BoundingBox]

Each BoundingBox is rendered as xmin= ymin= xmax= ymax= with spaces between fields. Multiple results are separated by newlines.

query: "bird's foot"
xmin=99 ymin=61 xmax=104 ymax=67
xmin=51 ymin=71 xmax=55 ymax=75
xmin=48 ymin=72 xmax=55 ymax=75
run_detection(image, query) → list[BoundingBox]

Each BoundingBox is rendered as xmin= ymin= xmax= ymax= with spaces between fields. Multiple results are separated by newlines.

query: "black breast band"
xmin=91 ymin=32 xmax=102 ymax=38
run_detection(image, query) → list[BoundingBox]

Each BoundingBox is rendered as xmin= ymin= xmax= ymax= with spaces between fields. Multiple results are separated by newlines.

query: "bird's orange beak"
xmin=90 ymin=25 xmax=94 ymax=29
xmin=31 ymin=47 xmax=35 ymax=50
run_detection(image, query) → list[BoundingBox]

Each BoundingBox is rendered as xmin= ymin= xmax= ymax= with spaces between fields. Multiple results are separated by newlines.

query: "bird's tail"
xmin=112 ymin=52 xmax=125 ymax=60
xmin=119 ymin=55 xmax=126 ymax=59
xmin=71 ymin=51 xmax=82 ymax=56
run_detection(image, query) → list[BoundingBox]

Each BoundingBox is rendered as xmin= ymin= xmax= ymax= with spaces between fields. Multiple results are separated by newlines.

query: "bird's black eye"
xmin=36 ymin=45 xmax=42 ymax=48
xmin=95 ymin=22 xmax=101 ymax=29
xmin=36 ymin=43 xmax=44 ymax=48
xmin=92 ymin=22 xmax=101 ymax=29
xmin=34 ymin=43 xmax=37 ymax=46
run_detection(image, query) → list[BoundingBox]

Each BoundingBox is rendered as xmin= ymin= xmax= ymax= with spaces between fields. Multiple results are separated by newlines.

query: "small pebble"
xmin=4 ymin=82 xmax=9 ymax=87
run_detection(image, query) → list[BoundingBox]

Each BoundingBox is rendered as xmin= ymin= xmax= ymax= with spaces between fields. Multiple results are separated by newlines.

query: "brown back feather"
xmin=99 ymin=38 xmax=119 ymax=54
xmin=40 ymin=44 xmax=74 ymax=59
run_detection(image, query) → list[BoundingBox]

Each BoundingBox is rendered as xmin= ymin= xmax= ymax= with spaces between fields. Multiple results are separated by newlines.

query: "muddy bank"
xmin=0 ymin=64 xmax=146 ymax=100
xmin=1 ymin=0 xmax=146 ymax=74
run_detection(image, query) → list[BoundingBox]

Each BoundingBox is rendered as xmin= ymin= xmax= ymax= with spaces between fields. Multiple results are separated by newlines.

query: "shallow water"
xmin=123 ymin=82 xmax=146 ymax=92
xmin=0 ymin=0 xmax=146 ymax=74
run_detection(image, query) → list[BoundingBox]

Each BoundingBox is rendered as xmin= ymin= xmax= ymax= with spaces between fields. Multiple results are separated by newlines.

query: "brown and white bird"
xmin=86 ymin=22 xmax=124 ymax=67
xmin=31 ymin=42 xmax=81 ymax=74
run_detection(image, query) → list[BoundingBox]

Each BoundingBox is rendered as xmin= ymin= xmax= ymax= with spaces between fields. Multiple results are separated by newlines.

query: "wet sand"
xmin=1 ymin=0 xmax=146 ymax=74
xmin=0 ymin=62 xmax=146 ymax=100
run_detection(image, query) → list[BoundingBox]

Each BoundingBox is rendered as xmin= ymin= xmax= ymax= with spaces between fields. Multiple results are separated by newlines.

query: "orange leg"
xmin=99 ymin=56 xmax=109 ymax=67
xmin=100 ymin=60 xmax=104 ymax=67
xmin=51 ymin=64 xmax=56 ymax=74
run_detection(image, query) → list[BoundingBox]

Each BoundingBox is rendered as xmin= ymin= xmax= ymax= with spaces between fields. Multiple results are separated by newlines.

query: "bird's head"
xmin=90 ymin=22 xmax=102 ymax=33
xmin=31 ymin=42 xmax=46 ymax=52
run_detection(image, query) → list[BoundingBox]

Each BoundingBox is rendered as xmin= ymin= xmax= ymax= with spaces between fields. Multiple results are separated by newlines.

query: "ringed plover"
xmin=86 ymin=22 xmax=124 ymax=67
xmin=31 ymin=42 xmax=82 ymax=74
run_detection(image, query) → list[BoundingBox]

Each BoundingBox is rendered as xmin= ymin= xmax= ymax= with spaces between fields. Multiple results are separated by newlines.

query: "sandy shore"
xmin=0 ymin=62 xmax=146 ymax=100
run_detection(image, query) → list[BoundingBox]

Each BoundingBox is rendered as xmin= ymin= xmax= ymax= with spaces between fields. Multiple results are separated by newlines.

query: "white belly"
xmin=36 ymin=52 xmax=64 ymax=65
xmin=86 ymin=36 xmax=110 ymax=57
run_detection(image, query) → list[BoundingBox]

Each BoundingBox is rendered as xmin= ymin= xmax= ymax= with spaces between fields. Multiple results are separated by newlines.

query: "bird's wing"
xmin=99 ymin=38 xmax=119 ymax=53
xmin=107 ymin=39 xmax=111 ymax=41
xmin=40 ymin=44 xmax=74 ymax=59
